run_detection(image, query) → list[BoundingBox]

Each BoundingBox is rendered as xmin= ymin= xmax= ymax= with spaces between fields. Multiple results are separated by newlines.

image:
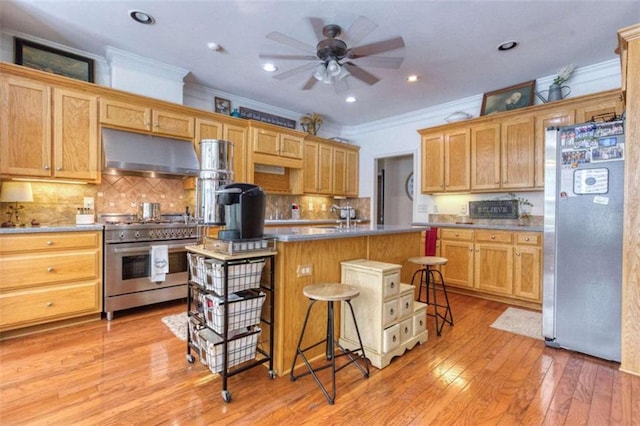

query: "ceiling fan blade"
xmin=348 ymin=55 xmax=404 ymax=69
xmin=273 ymin=62 xmax=319 ymax=81
xmin=260 ymin=53 xmax=318 ymax=61
xmin=343 ymin=62 xmax=379 ymax=86
xmin=308 ymin=17 xmax=325 ymax=41
xmin=348 ymin=36 xmax=405 ymax=57
xmin=342 ymin=16 xmax=377 ymax=46
xmin=302 ymin=75 xmax=319 ymax=90
xmin=266 ymin=31 xmax=316 ymax=54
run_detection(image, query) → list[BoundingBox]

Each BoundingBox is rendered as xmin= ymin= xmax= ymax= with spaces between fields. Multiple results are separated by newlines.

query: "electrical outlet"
xmin=460 ymin=204 xmax=467 ymax=214
xmin=321 ymin=204 xmax=327 ymax=212
xmin=308 ymin=202 xmax=314 ymax=211
xmin=83 ymin=197 xmax=94 ymax=209
xmin=296 ymin=264 xmax=313 ymax=277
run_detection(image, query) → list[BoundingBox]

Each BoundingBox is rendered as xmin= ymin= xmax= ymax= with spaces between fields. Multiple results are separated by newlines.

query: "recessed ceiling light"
xmin=129 ymin=10 xmax=155 ymax=25
xmin=497 ymin=40 xmax=518 ymax=51
xmin=345 ymin=96 xmax=356 ymax=103
xmin=407 ymin=75 xmax=419 ymax=83
xmin=262 ymin=63 xmax=278 ymax=72
xmin=207 ymin=42 xmax=222 ymax=52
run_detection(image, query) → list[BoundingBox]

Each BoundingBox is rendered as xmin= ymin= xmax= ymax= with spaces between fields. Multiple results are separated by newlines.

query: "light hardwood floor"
xmin=1 ymin=293 xmax=638 ymax=425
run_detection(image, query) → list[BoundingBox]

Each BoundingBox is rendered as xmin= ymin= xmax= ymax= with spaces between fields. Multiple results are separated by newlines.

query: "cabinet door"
xmin=53 ymin=89 xmax=100 ymax=182
xmin=252 ymin=128 xmax=279 ymax=155
xmin=444 ymin=129 xmax=470 ymax=191
xmin=501 ymin=115 xmax=535 ymax=189
xmin=319 ymin=143 xmax=335 ymax=194
xmin=333 ymin=146 xmax=347 ymax=195
xmin=0 ymin=77 xmax=52 ymax=177
xmin=513 ymin=245 xmax=541 ymax=301
xmin=345 ymin=149 xmax=359 ymax=196
xmin=194 ymin=118 xmax=223 ymax=158
xmin=440 ymin=240 xmax=474 ymax=288
xmin=421 ymin=133 xmax=445 ymax=193
xmin=152 ymin=109 xmax=194 ymax=138
xmin=575 ymin=96 xmax=624 ymax=123
xmin=474 ymin=243 xmax=513 ymax=295
xmin=471 ymin=123 xmax=501 ymax=190
xmin=100 ymin=98 xmax=150 ymax=131
xmin=279 ymin=132 xmax=304 ymax=159
xmin=534 ymin=109 xmax=575 ymax=188
xmin=303 ymin=140 xmax=319 ymax=193
xmin=224 ymin=123 xmax=248 ymax=183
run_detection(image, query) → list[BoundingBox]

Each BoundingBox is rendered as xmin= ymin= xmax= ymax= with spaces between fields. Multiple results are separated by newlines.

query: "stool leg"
xmin=434 ymin=269 xmax=454 ymax=327
xmin=290 ymin=299 xmax=317 ymax=380
xmin=427 ymin=268 xmax=442 ymax=336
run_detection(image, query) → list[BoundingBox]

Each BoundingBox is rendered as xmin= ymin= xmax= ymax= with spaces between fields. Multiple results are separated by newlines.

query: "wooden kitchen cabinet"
xmin=500 ymin=115 xmax=535 ymax=189
xmin=250 ymin=124 xmax=304 ymax=160
xmin=471 ymin=123 xmax=501 ymax=190
xmin=303 ymin=137 xmax=333 ymax=194
xmin=0 ymin=76 xmax=100 ymax=182
xmin=339 ymin=259 xmax=428 ymax=369
xmin=100 ymin=98 xmax=194 ymax=139
xmin=194 ymin=117 xmax=248 ymax=182
xmin=345 ymin=148 xmax=359 ymax=197
xmin=0 ymin=231 xmax=103 ymax=338
xmin=439 ymin=227 xmax=542 ymax=308
xmin=420 ymin=127 xmax=470 ymax=193
xmin=332 ymin=145 xmax=360 ymax=197
xmin=533 ymin=108 xmax=576 ymax=188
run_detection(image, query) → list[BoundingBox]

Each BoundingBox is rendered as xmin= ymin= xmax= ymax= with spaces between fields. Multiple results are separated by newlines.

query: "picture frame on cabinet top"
xmin=214 ymin=97 xmax=231 ymax=115
xmin=481 ymin=80 xmax=535 ymax=116
xmin=14 ymin=37 xmax=94 ymax=83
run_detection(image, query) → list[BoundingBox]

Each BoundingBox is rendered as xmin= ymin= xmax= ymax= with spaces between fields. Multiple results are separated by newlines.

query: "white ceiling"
xmin=2 ymin=1 xmax=639 ymax=126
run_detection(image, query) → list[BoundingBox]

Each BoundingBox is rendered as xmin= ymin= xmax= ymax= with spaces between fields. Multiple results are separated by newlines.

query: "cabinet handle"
xmin=390 ymin=282 xmax=395 ymax=288
xmin=455 ymin=233 xmax=459 ymax=237
xmin=392 ymin=335 xmax=397 ymax=342
xmin=47 ymin=267 xmax=54 ymax=272
xmin=419 ymin=319 xmax=424 ymax=326
xmin=491 ymin=235 xmax=496 ymax=239
xmin=154 ymin=122 xmax=159 ymax=128
xmin=405 ymin=302 xmax=410 ymax=309
xmin=46 ymin=302 xmax=52 ymax=307
xmin=404 ymin=326 xmax=409 ymax=333
xmin=495 ymin=180 xmax=500 ymax=184
xmin=56 ymin=167 xmax=62 ymax=171
xmin=525 ymin=237 xmax=530 ymax=241
xmin=46 ymin=241 xmax=53 ymax=246
xmin=516 ymin=252 xmax=521 ymax=256
xmin=44 ymin=165 xmax=50 ymax=170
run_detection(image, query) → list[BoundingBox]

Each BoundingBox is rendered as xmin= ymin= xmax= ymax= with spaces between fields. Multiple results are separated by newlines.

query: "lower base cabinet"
xmin=339 ymin=259 xmax=428 ymax=369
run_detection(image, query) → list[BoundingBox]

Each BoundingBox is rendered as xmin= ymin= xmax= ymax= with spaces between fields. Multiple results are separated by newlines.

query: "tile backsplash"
xmin=1 ymin=176 xmax=369 ymax=225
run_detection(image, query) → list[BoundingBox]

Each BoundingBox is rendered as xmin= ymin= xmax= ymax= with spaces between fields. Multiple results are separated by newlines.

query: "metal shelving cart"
xmin=185 ymin=243 xmax=276 ymax=403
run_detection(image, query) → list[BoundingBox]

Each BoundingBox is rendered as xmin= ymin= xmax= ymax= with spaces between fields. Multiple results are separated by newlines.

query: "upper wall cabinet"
xmin=420 ymin=127 xmax=470 ymax=193
xmin=303 ymin=137 xmax=333 ymax=195
xmin=333 ymin=145 xmax=359 ymax=197
xmin=419 ymin=89 xmax=623 ymax=194
xmin=0 ymin=76 xmax=100 ymax=183
xmin=194 ymin=117 xmax=248 ymax=183
xmin=250 ymin=123 xmax=304 ymax=162
xmin=100 ymin=98 xmax=194 ymax=139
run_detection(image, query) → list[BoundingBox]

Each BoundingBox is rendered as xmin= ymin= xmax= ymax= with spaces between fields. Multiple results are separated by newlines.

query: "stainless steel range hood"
xmin=102 ymin=128 xmax=199 ymax=179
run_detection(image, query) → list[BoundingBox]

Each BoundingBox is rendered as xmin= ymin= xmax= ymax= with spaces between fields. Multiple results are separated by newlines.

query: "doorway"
xmin=375 ymin=154 xmax=413 ymax=225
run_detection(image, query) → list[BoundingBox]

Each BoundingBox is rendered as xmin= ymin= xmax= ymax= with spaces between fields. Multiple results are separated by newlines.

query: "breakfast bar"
xmin=265 ymin=224 xmax=427 ymax=375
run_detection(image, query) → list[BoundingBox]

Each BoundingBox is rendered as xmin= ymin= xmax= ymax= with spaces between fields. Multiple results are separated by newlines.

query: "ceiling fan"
xmin=259 ymin=16 xmax=405 ymax=92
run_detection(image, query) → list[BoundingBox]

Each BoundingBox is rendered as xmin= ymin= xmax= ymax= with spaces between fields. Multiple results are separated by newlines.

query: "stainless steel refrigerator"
xmin=543 ymin=120 xmax=625 ymax=362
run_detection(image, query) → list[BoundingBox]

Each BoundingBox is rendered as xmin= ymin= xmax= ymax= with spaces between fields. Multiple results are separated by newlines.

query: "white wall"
xmin=342 ymin=60 xmax=622 ymax=222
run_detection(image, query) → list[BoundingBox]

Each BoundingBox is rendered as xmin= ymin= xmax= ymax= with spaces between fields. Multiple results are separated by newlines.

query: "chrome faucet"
xmin=331 ymin=204 xmax=355 ymax=229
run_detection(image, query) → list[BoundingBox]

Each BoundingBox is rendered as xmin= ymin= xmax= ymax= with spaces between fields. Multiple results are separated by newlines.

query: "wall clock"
xmin=405 ymin=172 xmax=414 ymax=200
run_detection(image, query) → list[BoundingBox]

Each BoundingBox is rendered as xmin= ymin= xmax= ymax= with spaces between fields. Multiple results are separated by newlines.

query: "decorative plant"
xmin=300 ymin=113 xmax=323 ymax=135
xmin=509 ymin=193 xmax=533 ymax=219
xmin=552 ymin=64 xmax=576 ymax=86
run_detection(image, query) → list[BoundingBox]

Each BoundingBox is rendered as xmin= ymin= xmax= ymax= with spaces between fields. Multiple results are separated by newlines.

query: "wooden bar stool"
xmin=409 ymin=256 xmax=454 ymax=336
xmin=290 ymin=283 xmax=369 ymax=404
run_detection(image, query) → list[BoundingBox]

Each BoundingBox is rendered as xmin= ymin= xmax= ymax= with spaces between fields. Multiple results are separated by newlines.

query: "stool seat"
xmin=408 ymin=256 xmax=448 ymax=266
xmin=303 ymin=283 xmax=360 ymax=301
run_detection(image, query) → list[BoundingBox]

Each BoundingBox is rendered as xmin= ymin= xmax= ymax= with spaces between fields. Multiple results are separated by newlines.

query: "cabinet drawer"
xmin=383 ymin=324 xmax=400 ymax=353
xmin=0 ymin=251 xmax=99 ymax=290
xmin=399 ymin=285 xmax=414 ymax=319
xmin=0 ymin=232 xmax=99 ymax=254
xmin=516 ymin=232 xmax=541 ymax=246
xmin=399 ymin=317 xmax=413 ymax=344
xmin=413 ymin=303 xmax=428 ymax=336
xmin=475 ymin=230 xmax=513 ymax=244
xmin=0 ymin=281 xmax=100 ymax=330
xmin=440 ymin=228 xmax=474 ymax=241
xmin=383 ymin=272 xmax=400 ymax=299
xmin=382 ymin=298 xmax=399 ymax=327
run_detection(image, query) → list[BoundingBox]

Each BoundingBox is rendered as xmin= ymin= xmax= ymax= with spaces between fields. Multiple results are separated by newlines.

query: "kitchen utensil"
xmin=139 ymin=202 xmax=161 ymax=220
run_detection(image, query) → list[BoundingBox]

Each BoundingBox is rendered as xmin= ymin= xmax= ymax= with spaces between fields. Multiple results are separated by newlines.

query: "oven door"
xmin=105 ymin=239 xmax=195 ymax=297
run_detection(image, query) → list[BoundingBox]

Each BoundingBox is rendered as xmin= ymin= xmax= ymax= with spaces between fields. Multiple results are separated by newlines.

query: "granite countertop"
xmin=414 ymin=221 xmax=543 ymax=232
xmin=0 ymin=224 xmax=104 ymax=234
xmin=266 ymin=224 xmax=427 ymax=242
xmin=265 ymin=219 xmax=370 ymax=226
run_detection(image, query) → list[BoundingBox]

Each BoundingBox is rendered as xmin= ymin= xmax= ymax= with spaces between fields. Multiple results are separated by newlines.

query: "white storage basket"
xmin=201 ymin=290 xmax=265 ymax=334
xmin=197 ymin=327 xmax=261 ymax=373
xmin=188 ymin=254 xmax=265 ymax=295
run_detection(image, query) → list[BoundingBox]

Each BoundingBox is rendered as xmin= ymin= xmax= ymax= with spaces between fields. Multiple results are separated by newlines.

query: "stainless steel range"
xmin=101 ymin=213 xmax=199 ymax=320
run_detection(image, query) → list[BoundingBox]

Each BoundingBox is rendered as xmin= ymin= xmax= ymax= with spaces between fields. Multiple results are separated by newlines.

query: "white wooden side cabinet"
xmin=339 ymin=259 xmax=428 ymax=369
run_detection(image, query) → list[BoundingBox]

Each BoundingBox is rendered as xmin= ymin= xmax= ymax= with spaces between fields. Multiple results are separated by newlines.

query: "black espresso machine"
xmin=216 ymin=183 xmax=266 ymax=241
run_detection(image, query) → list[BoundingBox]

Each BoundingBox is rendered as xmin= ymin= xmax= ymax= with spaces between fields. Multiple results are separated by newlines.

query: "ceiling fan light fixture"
xmin=337 ymin=67 xmax=350 ymax=80
xmin=313 ymin=64 xmax=327 ymax=81
xmin=327 ymin=59 xmax=341 ymax=77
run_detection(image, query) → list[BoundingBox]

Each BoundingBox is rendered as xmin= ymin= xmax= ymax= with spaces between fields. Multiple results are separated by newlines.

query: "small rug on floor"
xmin=490 ymin=307 xmax=542 ymax=340
xmin=162 ymin=312 xmax=188 ymax=341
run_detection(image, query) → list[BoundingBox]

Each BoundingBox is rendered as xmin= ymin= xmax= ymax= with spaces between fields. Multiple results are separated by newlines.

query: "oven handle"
xmin=111 ymin=243 xmax=192 ymax=254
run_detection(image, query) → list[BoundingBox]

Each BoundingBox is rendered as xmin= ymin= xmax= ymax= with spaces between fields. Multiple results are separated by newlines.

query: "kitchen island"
xmin=265 ymin=224 xmax=427 ymax=376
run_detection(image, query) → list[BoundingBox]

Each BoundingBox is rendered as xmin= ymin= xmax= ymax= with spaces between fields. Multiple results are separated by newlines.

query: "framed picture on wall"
xmin=480 ymin=80 xmax=535 ymax=116
xmin=215 ymin=97 xmax=231 ymax=115
xmin=14 ymin=37 xmax=94 ymax=82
